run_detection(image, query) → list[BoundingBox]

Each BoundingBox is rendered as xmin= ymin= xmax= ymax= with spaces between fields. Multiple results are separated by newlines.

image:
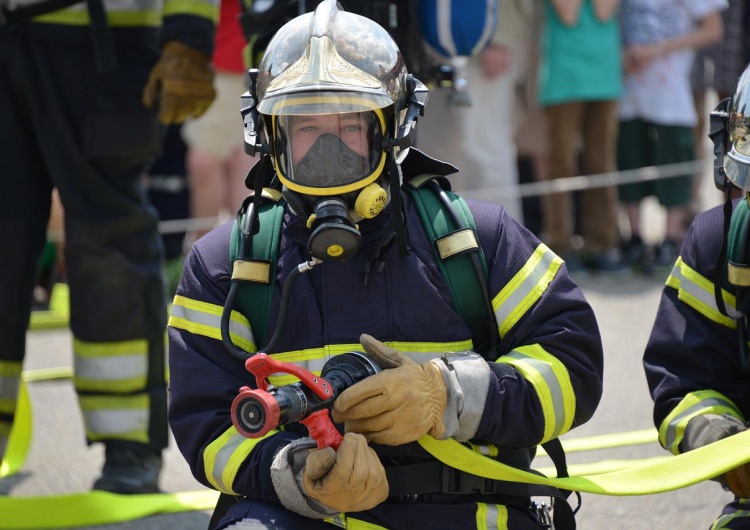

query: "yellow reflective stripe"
xmin=0 ymin=361 xmax=23 ymax=378
xmin=266 ymin=341 xmax=472 ymax=386
xmin=73 ymin=338 xmax=148 ymax=356
xmin=497 ymin=344 xmax=575 ymax=442
xmin=711 ymin=507 xmax=750 ymax=529
xmin=34 ymin=10 xmax=162 ymax=26
xmin=169 ymin=295 xmax=256 ymax=354
xmin=321 ymin=514 xmax=388 ymax=530
xmin=323 ymin=514 xmax=347 ymax=528
xmin=73 ymin=338 xmax=148 ymax=393
xmin=476 ymin=503 xmax=509 ymax=530
xmin=164 ymin=0 xmax=219 ymax=21
xmin=493 ymin=244 xmax=562 ymax=338
xmin=78 ymin=394 xmax=150 ymax=444
xmin=659 ymin=390 xmax=744 ymax=455
xmin=203 ymin=426 xmax=276 ymax=495
xmin=74 ymin=373 xmax=146 ymax=393
xmin=381 ymin=340 xmax=473 ymax=353
xmin=667 ymin=257 xmax=737 ymax=329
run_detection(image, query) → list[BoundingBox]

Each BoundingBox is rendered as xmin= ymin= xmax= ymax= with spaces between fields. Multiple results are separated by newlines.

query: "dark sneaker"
xmin=652 ymin=239 xmax=679 ymax=269
xmin=583 ymin=248 xmax=630 ymax=275
xmin=93 ymin=442 xmax=162 ymax=494
xmin=621 ymin=236 xmax=650 ymax=270
xmin=560 ymin=251 xmax=586 ymax=273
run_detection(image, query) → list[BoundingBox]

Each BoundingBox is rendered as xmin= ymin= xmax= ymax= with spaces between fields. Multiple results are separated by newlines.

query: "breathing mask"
xmin=270 ymin=106 xmax=390 ymax=261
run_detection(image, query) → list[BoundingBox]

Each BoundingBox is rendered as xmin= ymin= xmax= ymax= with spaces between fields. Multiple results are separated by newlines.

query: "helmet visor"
xmin=725 ymin=148 xmax=750 ymax=191
xmin=273 ymin=108 xmax=386 ymax=194
xmin=726 ymin=83 xmax=750 ymax=189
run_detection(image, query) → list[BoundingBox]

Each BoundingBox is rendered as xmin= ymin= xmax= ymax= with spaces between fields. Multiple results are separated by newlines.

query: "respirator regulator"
xmin=283 ymin=184 xmax=388 ymax=262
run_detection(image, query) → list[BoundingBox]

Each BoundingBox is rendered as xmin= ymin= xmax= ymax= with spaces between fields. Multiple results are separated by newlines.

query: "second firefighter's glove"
xmin=332 ymin=334 xmax=491 ymax=445
xmin=682 ymin=413 xmax=750 ymax=498
xmin=725 ymin=463 xmax=750 ymax=499
xmin=142 ymin=40 xmax=216 ymax=124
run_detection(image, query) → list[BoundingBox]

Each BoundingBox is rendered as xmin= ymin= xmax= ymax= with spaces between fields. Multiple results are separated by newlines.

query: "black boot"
xmin=93 ymin=441 xmax=162 ymax=494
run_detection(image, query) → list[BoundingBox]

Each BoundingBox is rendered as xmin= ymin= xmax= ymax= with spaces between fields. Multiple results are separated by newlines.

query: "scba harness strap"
xmin=224 ymin=176 xmax=577 ymax=529
xmin=718 ymin=197 xmax=750 ymax=371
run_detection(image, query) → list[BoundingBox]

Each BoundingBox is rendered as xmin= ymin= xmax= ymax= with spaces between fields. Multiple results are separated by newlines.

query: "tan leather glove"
xmin=303 ymin=432 xmax=389 ymax=512
xmin=725 ymin=463 xmax=750 ymax=498
xmin=142 ymin=40 xmax=216 ymax=124
xmin=332 ymin=334 xmax=447 ymax=446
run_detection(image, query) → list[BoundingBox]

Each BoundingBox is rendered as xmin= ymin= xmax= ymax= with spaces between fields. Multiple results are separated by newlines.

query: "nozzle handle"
xmin=246 ymin=353 xmax=335 ymax=401
xmin=301 ymin=410 xmax=343 ymax=450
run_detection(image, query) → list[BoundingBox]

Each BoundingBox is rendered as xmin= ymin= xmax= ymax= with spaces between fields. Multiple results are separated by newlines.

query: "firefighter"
xmin=643 ymin=63 xmax=750 ymax=529
xmin=167 ymin=1 xmax=604 ymax=528
xmin=0 ymin=0 xmax=216 ymax=494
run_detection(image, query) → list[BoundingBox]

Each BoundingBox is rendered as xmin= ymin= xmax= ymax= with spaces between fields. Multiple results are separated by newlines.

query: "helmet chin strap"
xmin=389 ymin=155 xmax=411 ymax=256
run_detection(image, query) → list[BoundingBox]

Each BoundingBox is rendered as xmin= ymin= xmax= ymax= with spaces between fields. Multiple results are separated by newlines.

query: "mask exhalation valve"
xmin=307 ymin=198 xmax=362 ymax=262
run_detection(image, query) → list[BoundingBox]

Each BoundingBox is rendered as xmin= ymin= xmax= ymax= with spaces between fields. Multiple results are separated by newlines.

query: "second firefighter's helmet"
xmin=725 ymin=64 xmax=750 ymax=190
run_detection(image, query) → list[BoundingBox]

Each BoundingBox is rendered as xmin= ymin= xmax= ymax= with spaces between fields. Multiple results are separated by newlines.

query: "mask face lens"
xmin=275 ymin=111 xmax=382 ymax=191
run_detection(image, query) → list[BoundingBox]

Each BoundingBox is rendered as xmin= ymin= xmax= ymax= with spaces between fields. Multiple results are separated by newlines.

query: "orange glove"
xmin=725 ymin=463 xmax=750 ymax=498
xmin=332 ymin=334 xmax=447 ymax=446
xmin=303 ymin=432 xmax=388 ymax=512
xmin=142 ymin=40 xmax=216 ymax=124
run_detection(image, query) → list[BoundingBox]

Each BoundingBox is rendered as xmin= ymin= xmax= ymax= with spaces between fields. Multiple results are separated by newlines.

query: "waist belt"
xmin=1 ymin=0 xmax=117 ymax=72
xmin=385 ymin=460 xmax=578 ymax=529
xmin=385 ymin=460 xmax=561 ymax=502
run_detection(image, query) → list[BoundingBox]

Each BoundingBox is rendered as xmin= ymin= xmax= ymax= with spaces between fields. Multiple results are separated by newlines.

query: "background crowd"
xmin=32 ymin=0 xmax=750 ymax=304
xmin=159 ymin=0 xmax=748 ymax=293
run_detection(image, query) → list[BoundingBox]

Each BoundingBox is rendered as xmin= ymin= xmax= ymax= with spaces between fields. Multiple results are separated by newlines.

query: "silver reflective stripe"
xmin=0 ymin=374 xmax=20 ymax=405
xmin=83 ymin=408 xmax=148 ymax=436
xmin=494 ymin=245 xmax=559 ymax=337
xmin=73 ymin=351 xmax=147 ymax=382
xmin=506 ymin=350 xmax=566 ymax=439
xmin=477 ymin=503 xmax=508 ymax=529
xmin=664 ymin=397 xmax=739 ymax=452
xmin=171 ymin=302 xmax=254 ymax=346
xmin=670 ymin=260 xmax=739 ymax=324
xmin=211 ymin=432 xmax=247 ymax=492
xmin=477 ymin=444 xmax=492 ymax=456
xmin=485 ymin=504 xmax=500 ymax=530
